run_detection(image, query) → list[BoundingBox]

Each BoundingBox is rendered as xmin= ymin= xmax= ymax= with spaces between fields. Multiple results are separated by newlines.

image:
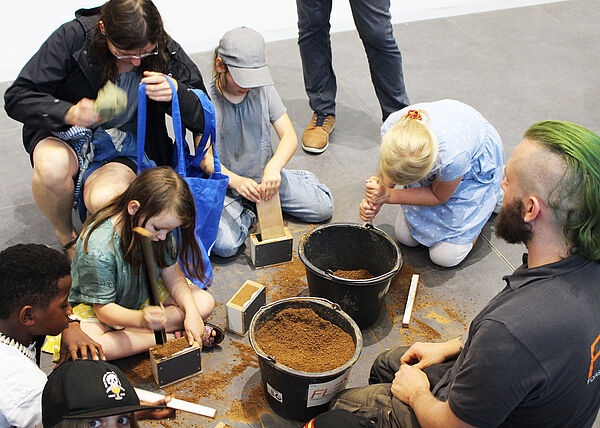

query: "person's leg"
xmin=394 ymin=208 xmax=419 ymax=247
xmin=330 ymin=383 xmax=420 ymax=428
xmin=212 ymin=195 xmax=255 ymax=258
xmin=369 ymin=346 xmax=410 ymax=384
xmin=297 ymin=0 xmax=336 ymax=117
xmin=428 ymin=241 xmax=474 ymax=268
xmin=349 ymin=0 xmax=409 ymax=121
xmin=79 ymin=321 xmax=172 ymax=360
xmin=82 ymin=162 xmax=136 ymax=215
xmin=161 ymin=282 xmax=216 ymax=329
xmin=278 ymin=169 xmax=334 ymax=222
xmin=31 ymin=137 xmax=79 ymax=257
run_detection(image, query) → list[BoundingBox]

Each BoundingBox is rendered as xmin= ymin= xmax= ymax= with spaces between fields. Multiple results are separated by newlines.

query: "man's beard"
xmin=495 ymin=198 xmax=533 ymax=244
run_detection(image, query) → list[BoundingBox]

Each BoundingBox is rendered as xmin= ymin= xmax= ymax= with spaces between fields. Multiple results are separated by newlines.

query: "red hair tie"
xmin=405 ymin=109 xmax=422 ymax=121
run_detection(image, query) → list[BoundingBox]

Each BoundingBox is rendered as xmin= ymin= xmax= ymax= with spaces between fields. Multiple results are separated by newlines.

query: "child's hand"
xmin=230 ymin=175 xmax=261 ymax=203
xmin=260 ymin=165 xmax=281 ymax=200
xmin=142 ymin=305 xmax=167 ymax=331
xmin=183 ymin=310 xmax=204 ymax=349
xmin=360 ymin=198 xmax=382 ymax=222
xmin=137 ymin=396 xmax=176 ymax=420
xmin=365 ymin=177 xmax=389 ymax=205
xmin=142 ymin=71 xmax=178 ymax=102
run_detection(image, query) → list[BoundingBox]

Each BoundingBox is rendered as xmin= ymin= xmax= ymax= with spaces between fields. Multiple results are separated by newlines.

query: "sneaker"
xmin=302 ymin=113 xmax=335 ymax=154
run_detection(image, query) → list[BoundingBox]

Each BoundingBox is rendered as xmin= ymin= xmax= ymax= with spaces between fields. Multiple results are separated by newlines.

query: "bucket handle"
xmin=364 ymin=223 xmax=375 ymax=229
xmin=265 ymin=355 xmax=276 ymax=364
xmin=324 ymin=268 xmax=335 ymax=280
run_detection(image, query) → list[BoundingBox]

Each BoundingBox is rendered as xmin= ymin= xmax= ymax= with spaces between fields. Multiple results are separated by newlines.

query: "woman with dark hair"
xmin=4 ymin=0 xmax=208 ymax=260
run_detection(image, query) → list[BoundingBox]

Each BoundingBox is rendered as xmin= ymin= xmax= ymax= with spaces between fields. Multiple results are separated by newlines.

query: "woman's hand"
xmin=359 ymin=198 xmax=382 ymax=222
xmin=142 ymin=71 xmax=178 ymax=102
xmin=365 ymin=177 xmax=390 ymax=205
xmin=64 ymin=98 xmax=103 ymax=127
xmin=230 ymin=175 xmax=261 ymax=203
xmin=141 ymin=305 xmax=167 ymax=331
xmin=59 ymin=321 xmax=106 ymax=363
xmin=260 ymin=164 xmax=282 ymax=200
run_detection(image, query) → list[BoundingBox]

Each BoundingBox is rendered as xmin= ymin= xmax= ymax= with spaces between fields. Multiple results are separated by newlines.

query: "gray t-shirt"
xmin=433 ymin=253 xmax=600 ymax=427
xmin=207 ymin=79 xmax=286 ymax=183
xmin=103 ymin=71 xmax=142 ymax=134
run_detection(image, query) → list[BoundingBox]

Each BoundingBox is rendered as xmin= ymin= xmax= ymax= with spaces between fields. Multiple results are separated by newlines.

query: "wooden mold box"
xmin=226 ymin=280 xmax=267 ymax=336
xmin=249 ymin=226 xmax=293 ymax=268
xmin=149 ymin=337 xmax=201 ymax=387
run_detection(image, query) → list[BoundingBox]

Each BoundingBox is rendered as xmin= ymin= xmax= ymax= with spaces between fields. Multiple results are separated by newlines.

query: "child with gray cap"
xmin=201 ymin=27 xmax=334 ymax=258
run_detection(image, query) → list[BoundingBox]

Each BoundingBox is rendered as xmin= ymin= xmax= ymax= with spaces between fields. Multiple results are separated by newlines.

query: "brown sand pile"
xmin=225 ymin=384 xmax=269 ymax=422
xmin=255 ymin=308 xmax=355 ymax=372
xmin=333 ymin=268 xmax=375 ymax=280
xmin=150 ymin=337 xmax=192 ymax=360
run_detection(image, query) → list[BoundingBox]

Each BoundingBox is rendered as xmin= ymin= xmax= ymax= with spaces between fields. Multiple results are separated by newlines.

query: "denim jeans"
xmin=212 ymin=169 xmax=334 ymax=258
xmin=297 ymin=0 xmax=410 ymax=120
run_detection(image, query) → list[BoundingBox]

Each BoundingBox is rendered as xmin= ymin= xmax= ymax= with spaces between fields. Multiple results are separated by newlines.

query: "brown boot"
xmin=302 ymin=113 xmax=335 ymax=154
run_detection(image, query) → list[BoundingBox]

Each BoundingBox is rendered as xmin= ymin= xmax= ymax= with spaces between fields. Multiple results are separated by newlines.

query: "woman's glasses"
xmin=109 ymin=43 xmax=159 ymax=60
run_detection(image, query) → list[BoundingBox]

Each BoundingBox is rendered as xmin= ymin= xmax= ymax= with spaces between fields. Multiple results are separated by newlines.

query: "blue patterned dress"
xmin=381 ymin=100 xmax=504 ymax=246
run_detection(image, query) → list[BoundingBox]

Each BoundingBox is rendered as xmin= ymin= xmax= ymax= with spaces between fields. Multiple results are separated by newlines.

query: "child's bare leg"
xmin=79 ymin=321 xmax=172 ymax=360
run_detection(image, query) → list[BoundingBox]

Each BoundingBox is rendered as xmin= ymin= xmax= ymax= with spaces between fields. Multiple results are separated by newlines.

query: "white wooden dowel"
xmin=134 ymin=387 xmax=217 ymax=418
xmin=402 ymin=274 xmax=419 ymax=328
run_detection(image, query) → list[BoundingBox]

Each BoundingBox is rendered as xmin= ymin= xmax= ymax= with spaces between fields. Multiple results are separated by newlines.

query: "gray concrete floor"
xmin=2 ymin=1 xmax=600 ymax=427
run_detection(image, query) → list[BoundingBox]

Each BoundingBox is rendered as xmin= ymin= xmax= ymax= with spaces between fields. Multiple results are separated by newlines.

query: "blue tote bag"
xmin=136 ymin=78 xmax=228 ymax=288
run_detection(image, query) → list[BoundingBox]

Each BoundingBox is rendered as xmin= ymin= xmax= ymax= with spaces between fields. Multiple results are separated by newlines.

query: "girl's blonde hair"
xmin=47 ymin=413 xmax=139 ymax=428
xmin=212 ymin=48 xmax=227 ymax=94
xmin=379 ymin=109 xmax=439 ymax=185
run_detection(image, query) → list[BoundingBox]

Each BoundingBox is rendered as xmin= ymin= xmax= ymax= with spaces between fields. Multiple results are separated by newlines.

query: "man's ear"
xmin=19 ymin=306 xmax=35 ymax=327
xmin=127 ymin=200 xmax=140 ymax=216
xmin=523 ymin=195 xmax=542 ymax=223
xmin=99 ymin=20 xmax=105 ymax=35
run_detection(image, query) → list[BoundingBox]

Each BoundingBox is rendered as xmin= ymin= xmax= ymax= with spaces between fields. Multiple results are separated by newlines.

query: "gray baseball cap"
xmin=217 ymin=27 xmax=273 ymax=88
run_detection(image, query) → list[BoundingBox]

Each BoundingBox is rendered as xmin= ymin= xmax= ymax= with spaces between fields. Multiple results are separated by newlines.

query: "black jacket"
xmin=4 ymin=7 xmax=207 ymax=166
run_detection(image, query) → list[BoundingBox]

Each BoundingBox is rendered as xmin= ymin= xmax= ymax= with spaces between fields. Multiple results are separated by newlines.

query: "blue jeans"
xmin=212 ymin=169 xmax=334 ymax=258
xmin=297 ymin=0 xmax=410 ymax=120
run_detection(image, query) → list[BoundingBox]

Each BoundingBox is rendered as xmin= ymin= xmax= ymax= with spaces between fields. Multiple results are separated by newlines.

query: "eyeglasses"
xmin=109 ymin=42 xmax=159 ymax=60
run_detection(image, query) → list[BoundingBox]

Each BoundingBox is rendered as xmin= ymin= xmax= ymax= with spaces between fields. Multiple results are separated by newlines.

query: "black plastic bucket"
xmin=249 ymin=297 xmax=362 ymax=421
xmin=298 ymin=223 xmax=402 ymax=327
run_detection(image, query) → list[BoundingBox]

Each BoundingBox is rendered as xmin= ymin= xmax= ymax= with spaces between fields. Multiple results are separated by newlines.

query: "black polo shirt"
xmin=432 ymin=253 xmax=600 ymax=427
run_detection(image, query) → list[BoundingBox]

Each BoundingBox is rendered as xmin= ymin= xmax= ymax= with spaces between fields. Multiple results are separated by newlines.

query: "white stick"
xmin=402 ymin=274 xmax=419 ymax=328
xmin=134 ymin=387 xmax=217 ymax=418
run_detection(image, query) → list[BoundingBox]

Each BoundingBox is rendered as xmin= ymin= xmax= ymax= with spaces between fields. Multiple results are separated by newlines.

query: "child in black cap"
xmin=42 ymin=359 xmax=167 ymax=427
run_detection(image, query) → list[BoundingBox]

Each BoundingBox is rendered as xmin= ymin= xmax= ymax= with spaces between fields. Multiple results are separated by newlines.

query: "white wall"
xmin=1 ymin=0 xmax=560 ymax=82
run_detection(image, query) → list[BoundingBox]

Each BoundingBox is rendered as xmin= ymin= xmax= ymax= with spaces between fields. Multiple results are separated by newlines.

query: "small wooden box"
xmin=226 ymin=280 xmax=267 ymax=336
xmin=249 ymin=226 xmax=293 ymax=268
xmin=149 ymin=337 xmax=201 ymax=387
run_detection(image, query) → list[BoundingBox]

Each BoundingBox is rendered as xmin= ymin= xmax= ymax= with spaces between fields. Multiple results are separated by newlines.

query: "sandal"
xmin=202 ymin=323 xmax=224 ymax=349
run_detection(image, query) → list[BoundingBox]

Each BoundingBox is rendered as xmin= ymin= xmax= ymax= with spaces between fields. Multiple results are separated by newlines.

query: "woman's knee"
xmin=429 ymin=242 xmax=473 ymax=268
xmin=32 ymin=139 xmax=78 ymax=186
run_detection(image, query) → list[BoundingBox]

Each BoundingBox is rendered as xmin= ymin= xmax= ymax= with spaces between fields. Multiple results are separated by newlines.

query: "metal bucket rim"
xmin=249 ymin=297 xmax=363 ymax=378
xmin=298 ymin=223 xmax=402 ymax=284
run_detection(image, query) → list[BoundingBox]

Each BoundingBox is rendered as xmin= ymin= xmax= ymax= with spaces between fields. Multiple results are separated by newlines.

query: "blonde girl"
xmin=361 ymin=100 xmax=504 ymax=267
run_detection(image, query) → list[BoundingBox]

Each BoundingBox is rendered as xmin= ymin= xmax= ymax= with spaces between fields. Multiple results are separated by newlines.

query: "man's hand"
xmin=64 ymin=98 xmax=103 ymax=127
xmin=59 ymin=321 xmax=105 ymax=363
xmin=137 ymin=396 xmax=176 ymax=420
xmin=142 ymin=71 xmax=178 ymax=102
xmin=230 ymin=175 xmax=261 ymax=203
xmin=401 ymin=338 xmax=462 ymax=370
xmin=260 ymin=164 xmax=281 ymax=201
xmin=391 ymin=364 xmax=430 ymax=405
